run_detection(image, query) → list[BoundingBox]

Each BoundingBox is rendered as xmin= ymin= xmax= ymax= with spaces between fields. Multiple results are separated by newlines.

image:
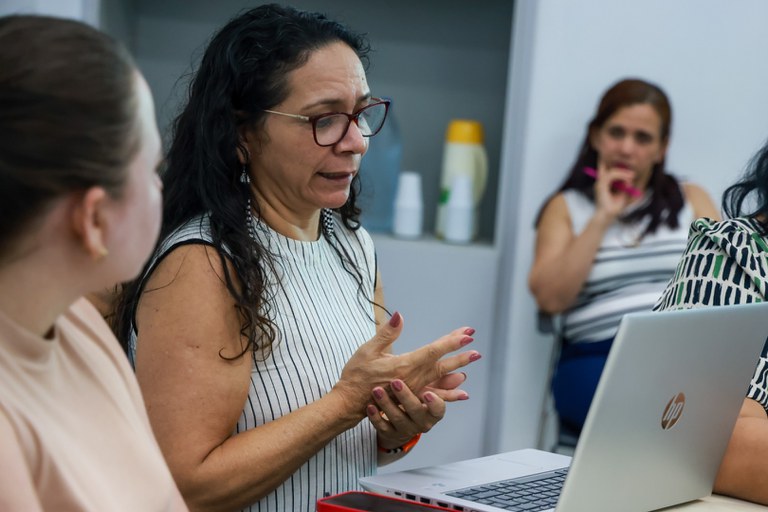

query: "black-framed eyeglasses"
xmin=263 ymin=98 xmax=391 ymax=147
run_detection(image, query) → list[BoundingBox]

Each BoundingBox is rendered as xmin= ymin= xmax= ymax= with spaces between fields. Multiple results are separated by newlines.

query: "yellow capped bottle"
xmin=436 ymin=119 xmax=488 ymax=240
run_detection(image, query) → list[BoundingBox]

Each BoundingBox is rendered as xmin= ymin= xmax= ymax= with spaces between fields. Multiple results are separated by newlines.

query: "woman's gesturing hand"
xmin=368 ymin=379 xmax=445 ymax=450
xmin=333 ymin=311 xmax=481 ymax=415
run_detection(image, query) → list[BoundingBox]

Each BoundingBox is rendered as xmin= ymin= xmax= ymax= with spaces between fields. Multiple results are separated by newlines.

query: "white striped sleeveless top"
xmin=561 ymin=188 xmax=694 ymax=344
xmin=129 ymin=213 xmax=378 ymax=512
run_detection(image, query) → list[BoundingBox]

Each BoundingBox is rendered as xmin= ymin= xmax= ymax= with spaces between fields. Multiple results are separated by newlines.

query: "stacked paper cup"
xmin=392 ymin=171 xmax=423 ymax=239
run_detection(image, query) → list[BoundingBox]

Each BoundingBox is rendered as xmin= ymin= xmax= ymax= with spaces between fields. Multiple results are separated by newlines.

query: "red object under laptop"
xmin=317 ymin=491 xmax=454 ymax=511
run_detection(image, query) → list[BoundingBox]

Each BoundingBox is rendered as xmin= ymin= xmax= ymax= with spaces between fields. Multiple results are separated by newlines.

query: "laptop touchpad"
xmin=437 ymin=458 xmax=543 ymax=485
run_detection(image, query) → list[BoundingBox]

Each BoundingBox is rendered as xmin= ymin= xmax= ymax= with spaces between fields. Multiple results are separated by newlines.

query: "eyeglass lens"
xmin=314 ymin=102 xmax=388 ymax=146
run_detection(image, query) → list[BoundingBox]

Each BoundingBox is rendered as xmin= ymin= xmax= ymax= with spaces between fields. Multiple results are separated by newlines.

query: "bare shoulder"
xmin=681 ymin=182 xmax=721 ymax=220
xmin=531 ymin=192 xmax=575 ymax=266
xmin=144 ymin=243 xmax=235 ymax=292
xmin=136 ymin=243 xmax=245 ymax=357
xmin=537 ymin=192 xmax=572 ymax=234
xmin=539 ymin=192 xmax=569 ymax=221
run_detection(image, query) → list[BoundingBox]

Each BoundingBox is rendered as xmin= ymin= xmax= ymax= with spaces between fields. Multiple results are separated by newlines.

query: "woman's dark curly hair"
xmin=113 ymin=4 xmax=372 ymax=361
xmin=535 ymin=78 xmax=685 ymax=239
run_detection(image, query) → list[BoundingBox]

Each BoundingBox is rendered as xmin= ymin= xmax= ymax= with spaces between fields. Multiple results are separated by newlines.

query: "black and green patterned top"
xmin=654 ymin=217 xmax=768 ymax=412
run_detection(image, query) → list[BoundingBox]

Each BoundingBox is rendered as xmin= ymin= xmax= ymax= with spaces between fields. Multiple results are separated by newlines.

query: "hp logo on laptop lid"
xmin=661 ymin=392 xmax=686 ymax=430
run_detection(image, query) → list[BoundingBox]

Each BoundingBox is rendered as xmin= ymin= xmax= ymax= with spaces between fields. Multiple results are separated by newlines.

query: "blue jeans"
xmin=551 ymin=338 xmax=613 ymax=432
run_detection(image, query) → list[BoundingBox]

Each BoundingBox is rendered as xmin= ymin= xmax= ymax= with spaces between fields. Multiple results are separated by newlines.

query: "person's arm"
xmin=714 ymin=398 xmax=768 ymax=504
xmin=0 ymin=411 xmax=43 ymax=511
xmin=528 ymin=196 xmax=612 ymax=313
xmin=682 ymin=182 xmax=721 ymax=221
xmin=134 ymin=244 xmax=478 ymax=512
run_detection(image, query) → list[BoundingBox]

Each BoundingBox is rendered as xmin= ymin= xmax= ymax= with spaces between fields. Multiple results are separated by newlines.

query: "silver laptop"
xmin=360 ymin=303 xmax=768 ymax=512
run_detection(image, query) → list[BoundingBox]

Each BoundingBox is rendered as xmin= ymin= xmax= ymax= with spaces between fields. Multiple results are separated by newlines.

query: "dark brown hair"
xmin=0 ymin=15 xmax=139 ymax=260
xmin=535 ymin=78 xmax=684 ymax=237
xmin=113 ymin=4 xmax=373 ymax=361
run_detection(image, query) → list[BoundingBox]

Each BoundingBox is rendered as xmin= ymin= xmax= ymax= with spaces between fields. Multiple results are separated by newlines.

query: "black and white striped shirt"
xmin=130 ymin=213 xmax=378 ymax=511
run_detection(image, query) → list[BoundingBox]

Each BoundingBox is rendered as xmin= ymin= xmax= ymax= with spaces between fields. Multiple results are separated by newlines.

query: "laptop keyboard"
xmin=445 ymin=468 xmax=568 ymax=511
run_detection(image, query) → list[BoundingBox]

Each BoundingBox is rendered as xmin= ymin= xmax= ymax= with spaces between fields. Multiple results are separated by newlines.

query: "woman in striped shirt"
xmin=112 ymin=5 xmax=480 ymax=511
xmin=529 ymin=78 xmax=719 ymax=432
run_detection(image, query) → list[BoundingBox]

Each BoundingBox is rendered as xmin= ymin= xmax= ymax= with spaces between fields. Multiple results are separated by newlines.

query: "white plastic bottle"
xmin=443 ymin=174 xmax=474 ymax=244
xmin=436 ymin=119 xmax=487 ymax=240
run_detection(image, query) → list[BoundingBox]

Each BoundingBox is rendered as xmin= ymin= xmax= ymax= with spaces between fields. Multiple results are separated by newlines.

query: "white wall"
xmin=490 ymin=0 xmax=768 ymax=453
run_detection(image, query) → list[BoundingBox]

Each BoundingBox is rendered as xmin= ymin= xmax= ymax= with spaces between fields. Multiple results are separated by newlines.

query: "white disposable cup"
xmin=393 ymin=171 xmax=423 ymax=238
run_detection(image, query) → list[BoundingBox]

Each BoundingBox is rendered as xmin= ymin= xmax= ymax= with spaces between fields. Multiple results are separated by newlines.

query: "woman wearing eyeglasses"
xmin=112 ymin=4 xmax=480 ymax=511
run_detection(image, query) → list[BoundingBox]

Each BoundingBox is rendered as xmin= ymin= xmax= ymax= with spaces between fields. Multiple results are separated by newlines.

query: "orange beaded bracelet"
xmin=377 ymin=433 xmax=422 ymax=455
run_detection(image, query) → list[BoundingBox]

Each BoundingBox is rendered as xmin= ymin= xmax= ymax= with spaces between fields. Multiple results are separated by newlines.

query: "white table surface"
xmin=666 ymin=494 xmax=768 ymax=510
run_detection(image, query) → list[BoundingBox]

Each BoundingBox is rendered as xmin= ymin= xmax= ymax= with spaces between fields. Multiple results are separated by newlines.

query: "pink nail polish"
xmin=373 ymin=388 xmax=384 ymax=400
xmin=464 ymin=328 xmax=475 ymax=336
xmin=388 ymin=311 xmax=402 ymax=328
xmin=367 ymin=404 xmax=377 ymax=416
xmin=469 ymin=352 xmax=482 ymax=362
xmin=423 ymin=392 xmax=434 ymax=403
xmin=460 ymin=336 xmax=474 ymax=347
xmin=391 ymin=379 xmax=403 ymax=392
xmin=459 ymin=392 xmax=469 ymax=400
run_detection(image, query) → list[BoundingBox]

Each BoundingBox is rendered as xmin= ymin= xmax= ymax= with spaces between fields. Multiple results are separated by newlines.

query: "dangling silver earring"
xmin=321 ymin=208 xmax=335 ymax=237
xmin=241 ymin=165 xmax=255 ymax=241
